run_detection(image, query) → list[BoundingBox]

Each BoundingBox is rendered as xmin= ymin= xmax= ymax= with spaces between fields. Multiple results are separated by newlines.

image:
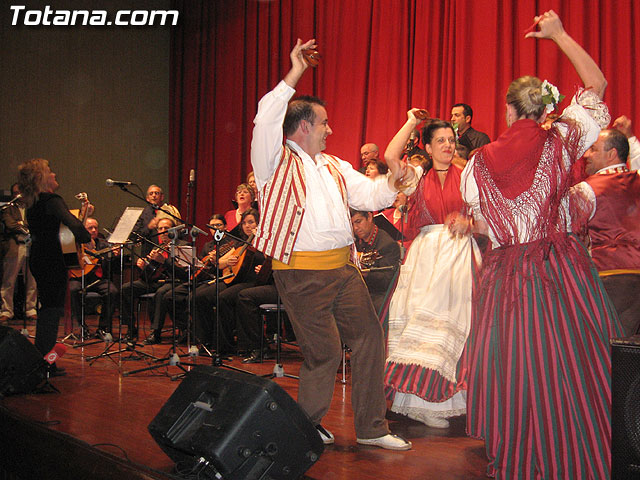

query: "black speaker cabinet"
xmin=0 ymin=325 xmax=47 ymax=396
xmin=148 ymin=366 xmax=323 ymax=480
xmin=612 ymin=336 xmax=640 ymax=479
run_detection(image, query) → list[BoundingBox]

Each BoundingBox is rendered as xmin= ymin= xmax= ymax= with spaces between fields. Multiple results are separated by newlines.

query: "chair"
xmin=258 ymin=302 xmax=297 ymax=363
xmin=135 ymin=292 xmax=156 ymax=337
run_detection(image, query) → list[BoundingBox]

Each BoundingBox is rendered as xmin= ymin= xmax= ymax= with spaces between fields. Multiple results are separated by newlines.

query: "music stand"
xmin=123 ymin=225 xmax=198 ymax=377
xmin=85 ymin=208 xmax=160 ymax=366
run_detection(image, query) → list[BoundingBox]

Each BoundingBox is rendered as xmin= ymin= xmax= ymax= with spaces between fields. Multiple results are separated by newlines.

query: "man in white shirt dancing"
xmin=250 ymin=38 xmax=410 ymax=450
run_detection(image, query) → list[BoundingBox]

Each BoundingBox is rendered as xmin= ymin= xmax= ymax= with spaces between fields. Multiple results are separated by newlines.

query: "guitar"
xmin=358 ymin=249 xmax=382 ymax=270
xmin=60 ymin=193 xmax=91 ymax=269
xmin=139 ymin=243 xmax=170 ymax=281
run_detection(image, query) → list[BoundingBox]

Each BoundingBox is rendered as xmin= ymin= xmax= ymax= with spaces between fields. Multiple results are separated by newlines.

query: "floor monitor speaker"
xmin=148 ymin=366 xmax=323 ymax=480
xmin=611 ymin=336 xmax=640 ymax=479
xmin=0 ymin=325 xmax=46 ymax=396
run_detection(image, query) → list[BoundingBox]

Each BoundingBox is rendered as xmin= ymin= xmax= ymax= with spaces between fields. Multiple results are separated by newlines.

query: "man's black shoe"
xmin=242 ymin=348 xmax=273 ymax=364
xmin=143 ymin=331 xmax=161 ymax=345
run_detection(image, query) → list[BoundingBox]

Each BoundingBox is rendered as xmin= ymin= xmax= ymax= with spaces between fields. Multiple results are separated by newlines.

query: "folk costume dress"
xmin=461 ymin=90 xmax=623 ymax=479
xmin=385 ymin=164 xmax=480 ymax=425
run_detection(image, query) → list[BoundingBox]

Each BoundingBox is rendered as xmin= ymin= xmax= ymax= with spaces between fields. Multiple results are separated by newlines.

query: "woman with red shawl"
xmin=457 ymin=11 xmax=622 ymax=479
xmin=383 ymin=114 xmax=482 ymax=429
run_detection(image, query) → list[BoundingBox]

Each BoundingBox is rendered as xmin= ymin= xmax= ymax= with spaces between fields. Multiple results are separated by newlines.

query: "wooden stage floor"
xmin=0 ymin=316 xmax=488 ymax=479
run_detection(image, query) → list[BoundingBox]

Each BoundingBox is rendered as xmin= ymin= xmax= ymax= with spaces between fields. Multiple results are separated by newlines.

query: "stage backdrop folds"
xmin=169 ymin=0 xmax=640 ymax=233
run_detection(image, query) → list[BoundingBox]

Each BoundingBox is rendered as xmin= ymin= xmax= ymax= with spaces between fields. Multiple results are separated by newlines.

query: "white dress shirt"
xmin=251 ymin=80 xmax=397 ymax=252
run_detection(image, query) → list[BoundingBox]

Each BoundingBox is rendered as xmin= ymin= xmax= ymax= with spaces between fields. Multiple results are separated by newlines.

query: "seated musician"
xmin=133 ymin=184 xmax=181 ymax=256
xmin=351 ymin=209 xmax=401 ymax=314
xmin=147 ymin=213 xmax=233 ymax=345
xmin=68 ymin=217 xmax=118 ymax=338
xmin=121 ymin=217 xmax=188 ymax=342
xmin=193 ymin=208 xmax=265 ymax=354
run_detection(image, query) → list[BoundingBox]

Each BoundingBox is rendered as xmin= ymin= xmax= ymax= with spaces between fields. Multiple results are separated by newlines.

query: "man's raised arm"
xmin=251 ymin=38 xmax=317 ymax=189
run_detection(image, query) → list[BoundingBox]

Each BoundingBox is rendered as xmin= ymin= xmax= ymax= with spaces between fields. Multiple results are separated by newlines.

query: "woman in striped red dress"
xmin=458 ymin=11 xmax=622 ymax=479
xmin=383 ymin=114 xmax=482 ymax=428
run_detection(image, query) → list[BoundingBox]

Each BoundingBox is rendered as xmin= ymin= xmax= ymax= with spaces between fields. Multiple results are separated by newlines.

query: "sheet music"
xmin=108 ymin=207 xmax=144 ymax=244
xmin=175 ymin=245 xmax=201 ymax=268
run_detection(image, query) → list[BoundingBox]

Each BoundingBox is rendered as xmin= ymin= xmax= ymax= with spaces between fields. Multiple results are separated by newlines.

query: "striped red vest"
xmin=254 ymin=145 xmax=349 ymax=264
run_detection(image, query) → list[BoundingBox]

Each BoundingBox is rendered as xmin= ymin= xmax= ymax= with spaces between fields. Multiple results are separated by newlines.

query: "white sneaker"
xmin=316 ymin=425 xmax=334 ymax=445
xmin=423 ymin=416 xmax=450 ymax=429
xmin=356 ymin=434 xmax=412 ymax=451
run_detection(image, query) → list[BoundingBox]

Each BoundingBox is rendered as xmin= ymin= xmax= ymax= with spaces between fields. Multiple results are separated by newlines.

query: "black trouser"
xmin=235 ymin=284 xmax=278 ymax=352
xmin=30 ymin=259 xmax=67 ymax=357
xmin=69 ymin=276 xmax=118 ymax=330
xmin=601 ymin=273 xmax=640 ymax=337
xmin=121 ymin=278 xmax=162 ymax=332
xmin=192 ymin=282 xmax=239 ymax=353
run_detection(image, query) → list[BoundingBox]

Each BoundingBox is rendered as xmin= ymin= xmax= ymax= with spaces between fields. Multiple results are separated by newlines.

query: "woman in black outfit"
xmin=18 ymin=159 xmax=91 ymax=373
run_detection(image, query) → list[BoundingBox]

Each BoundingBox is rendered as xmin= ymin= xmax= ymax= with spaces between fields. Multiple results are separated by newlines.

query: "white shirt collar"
xmin=595 ymin=162 xmax=627 ymax=174
xmin=286 ymin=139 xmax=327 ymax=167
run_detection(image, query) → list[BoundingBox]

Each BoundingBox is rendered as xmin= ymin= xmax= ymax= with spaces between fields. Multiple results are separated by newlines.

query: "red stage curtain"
xmin=170 ymin=0 xmax=640 ymax=233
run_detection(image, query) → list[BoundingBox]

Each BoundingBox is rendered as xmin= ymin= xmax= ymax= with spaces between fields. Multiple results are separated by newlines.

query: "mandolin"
xmin=221 ymin=234 xmax=255 ymax=285
xmin=191 ymin=241 xmax=235 ymax=281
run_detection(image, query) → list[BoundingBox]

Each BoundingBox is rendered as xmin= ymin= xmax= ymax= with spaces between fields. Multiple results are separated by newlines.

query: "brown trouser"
xmin=274 ymin=264 xmax=390 ymax=439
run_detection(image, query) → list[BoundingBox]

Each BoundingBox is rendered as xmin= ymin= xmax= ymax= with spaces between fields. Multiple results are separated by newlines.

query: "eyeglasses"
xmin=209 ymin=223 xmax=224 ymax=229
xmin=148 ymin=191 xmax=163 ymax=196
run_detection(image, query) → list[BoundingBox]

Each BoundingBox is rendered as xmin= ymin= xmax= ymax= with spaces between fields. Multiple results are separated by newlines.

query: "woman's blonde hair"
xmin=506 ymin=76 xmax=546 ymax=120
xmin=18 ymin=158 xmax=50 ymax=208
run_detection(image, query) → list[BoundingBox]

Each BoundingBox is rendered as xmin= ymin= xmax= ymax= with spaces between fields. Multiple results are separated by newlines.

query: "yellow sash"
xmin=272 ymin=246 xmax=350 ymax=270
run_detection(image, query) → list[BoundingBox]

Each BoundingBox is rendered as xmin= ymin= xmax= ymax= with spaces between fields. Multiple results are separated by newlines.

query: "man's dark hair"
xmin=349 ymin=209 xmax=373 ymax=219
xmin=283 ymin=95 xmax=326 ymax=137
xmin=452 ymin=102 xmax=473 ymax=121
xmin=209 ymin=213 xmax=226 ymax=226
xmin=604 ymin=129 xmax=629 ymax=162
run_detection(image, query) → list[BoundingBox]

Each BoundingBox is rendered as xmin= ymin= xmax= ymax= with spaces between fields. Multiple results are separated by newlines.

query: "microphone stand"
xmin=21 ymin=233 xmax=34 ymax=339
xmin=400 ymin=205 xmax=408 ymax=261
xmin=112 ymin=183 xmax=183 ymax=229
xmin=73 ymin=245 xmax=118 ymax=350
xmin=209 ymin=229 xmax=253 ymax=375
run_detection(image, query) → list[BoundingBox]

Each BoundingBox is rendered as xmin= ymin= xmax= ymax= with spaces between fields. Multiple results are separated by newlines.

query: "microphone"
xmin=190 ymin=225 xmax=209 ymax=237
xmin=2 ymin=194 xmax=22 ymax=209
xmin=399 ymin=204 xmax=408 ymax=223
xmin=167 ymin=223 xmax=187 ymax=239
xmin=44 ymin=343 xmax=67 ymax=365
xmin=189 ymin=169 xmax=195 ymax=185
xmin=106 ymin=178 xmax=133 ymax=187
